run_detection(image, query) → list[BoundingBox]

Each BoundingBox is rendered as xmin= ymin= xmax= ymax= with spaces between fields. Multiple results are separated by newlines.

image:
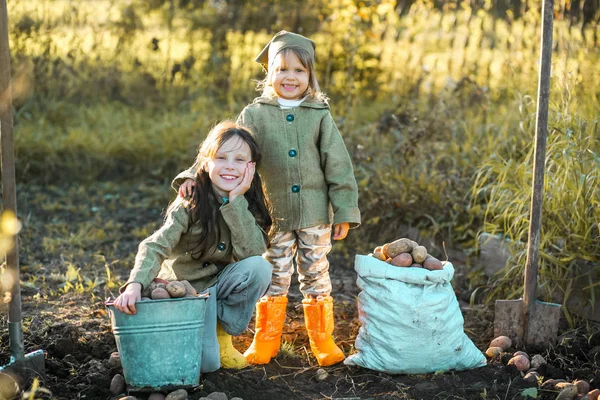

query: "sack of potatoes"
xmin=141 ymin=278 xmax=199 ymax=300
xmin=370 ymin=238 xmax=445 ymax=271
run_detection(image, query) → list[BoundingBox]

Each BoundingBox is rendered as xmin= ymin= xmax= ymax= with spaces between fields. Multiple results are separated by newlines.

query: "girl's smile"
xmin=271 ymin=52 xmax=309 ymax=100
xmin=206 ymin=136 xmax=252 ymax=198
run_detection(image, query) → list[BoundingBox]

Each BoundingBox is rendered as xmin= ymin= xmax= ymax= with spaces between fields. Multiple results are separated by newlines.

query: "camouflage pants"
xmin=264 ymin=224 xmax=332 ymax=297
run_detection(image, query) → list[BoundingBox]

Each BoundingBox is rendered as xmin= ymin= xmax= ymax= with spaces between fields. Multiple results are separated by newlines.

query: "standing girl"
xmin=114 ymin=121 xmax=273 ymax=371
xmin=176 ymin=31 xmax=360 ymax=366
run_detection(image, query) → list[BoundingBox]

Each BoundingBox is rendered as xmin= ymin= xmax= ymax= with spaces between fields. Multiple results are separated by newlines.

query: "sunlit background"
xmin=3 ymin=0 xmax=600 ymax=322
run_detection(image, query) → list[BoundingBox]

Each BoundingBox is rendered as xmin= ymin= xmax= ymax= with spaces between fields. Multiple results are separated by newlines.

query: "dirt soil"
xmin=1 ymin=182 xmax=599 ymax=400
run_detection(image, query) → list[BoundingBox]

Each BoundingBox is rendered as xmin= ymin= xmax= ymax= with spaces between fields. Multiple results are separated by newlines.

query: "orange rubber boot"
xmin=302 ymin=295 xmax=345 ymax=366
xmin=244 ymin=296 xmax=288 ymax=364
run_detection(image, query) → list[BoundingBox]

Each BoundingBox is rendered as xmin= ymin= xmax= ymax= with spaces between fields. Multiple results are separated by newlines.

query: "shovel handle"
xmin=0 ymin=0 xmax=24 ymax=361
xmin=523 ymin=0 xmax=554 ymax=310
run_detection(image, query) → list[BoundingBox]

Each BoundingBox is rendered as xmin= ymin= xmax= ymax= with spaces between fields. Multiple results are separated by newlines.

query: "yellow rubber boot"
xmin=244 ymin=296 xmax=288 ymax=364
xmin=302 ymin=295 xmax=345 ymax=366
xmin=216 ymin=321 xmax=248 ymax=369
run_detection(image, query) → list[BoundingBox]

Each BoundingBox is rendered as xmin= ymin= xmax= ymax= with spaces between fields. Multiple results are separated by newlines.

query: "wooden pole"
xmin=523 ymin=0 xmax=554 ymax=343
xmin=0 ymin=0 xmax=24 ymax=361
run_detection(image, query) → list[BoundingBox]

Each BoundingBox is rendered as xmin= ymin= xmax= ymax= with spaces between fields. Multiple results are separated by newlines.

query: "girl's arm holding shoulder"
xmin=173 ymin=167 xmax=197 ymax=198
xmin=114 ymin=198 xmax=190 ymax=314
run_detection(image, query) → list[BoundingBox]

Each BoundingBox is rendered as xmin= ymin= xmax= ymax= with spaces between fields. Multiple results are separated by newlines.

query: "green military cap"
xmin=255 ymin=30 xmax=316 ymax=70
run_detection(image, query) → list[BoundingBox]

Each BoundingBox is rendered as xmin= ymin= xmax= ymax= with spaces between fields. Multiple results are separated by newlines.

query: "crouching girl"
xmin=113 ymin=121 xmax=273 ymax=371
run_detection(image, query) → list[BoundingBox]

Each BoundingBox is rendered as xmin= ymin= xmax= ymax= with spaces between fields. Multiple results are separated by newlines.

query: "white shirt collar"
xmin=277 ymin=96 xmax=308 ymax=109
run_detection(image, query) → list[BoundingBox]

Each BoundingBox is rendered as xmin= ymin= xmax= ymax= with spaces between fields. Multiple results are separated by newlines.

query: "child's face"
xmin=206 ymin=136 xmax=253 ymax=198
xmin=270 ymin=51 xmax=309 ymax=100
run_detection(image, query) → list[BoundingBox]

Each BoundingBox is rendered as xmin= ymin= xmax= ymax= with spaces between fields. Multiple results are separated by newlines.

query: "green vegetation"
xmin=5 ymin=0 xmax=599 ymax=319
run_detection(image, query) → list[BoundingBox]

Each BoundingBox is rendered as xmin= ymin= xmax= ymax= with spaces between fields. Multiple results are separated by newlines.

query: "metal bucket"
xmin=107 ymin=296 xmax=207 ymax=391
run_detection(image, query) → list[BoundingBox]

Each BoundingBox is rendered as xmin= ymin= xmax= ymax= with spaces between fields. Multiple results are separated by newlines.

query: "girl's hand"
xmin=333 ymin=222 xmax=350 ymax=240
xmin=178 ymin=179 xmax=196 ymax=198
xmin=229 ymin=162 xmax=255 ymax=202
xmin=113 ymin=282 xmax=142 ymax=315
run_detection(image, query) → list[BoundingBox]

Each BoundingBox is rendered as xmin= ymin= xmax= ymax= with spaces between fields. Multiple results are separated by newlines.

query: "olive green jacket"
xmin=123 ymin=194 xmax=268 ymax=293
xmin=174 ymin=96 xmax=361 ymax=232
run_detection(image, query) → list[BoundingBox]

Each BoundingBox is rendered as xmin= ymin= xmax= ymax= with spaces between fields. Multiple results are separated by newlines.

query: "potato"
xmin=410 ymin=263 xmax=423 ymax=268
xmin=109 ymin=374 xmax=126 ymax=395
xmin=165 ymin=389 xmax=188 ymax=400
xmin=423 ymin=256 xmax=443 ymax=270
xmin=381 ymin=243 xmax=391 ymax=259
xmin=148 ymin=393 xmax=166 ymax=400
xmin=107 ymin=352 xmax=121 ymax=369
xmin=574 ymin=380 xmax=590 ymax=395
xmin=372 ymin=251 xmax=386 ymax=261
xmin=151 ymin=287 xmax=170 ymax=300
xmin=180 ymin=280 xmax=198 ymax=296
xmin=385 ymin=258 xmax=393 ymax=264
xmin=387 ymin=238 xmax=414 ymax=258
xmin=153 ymin=277 xmax=169 ymax=285
xmin=588 ymin=389 xmax=600 ymax=400
xmin=530 ymin=354 xmax=546 ymax=368
xmin=485 ymin=347 xmax=503 ymax=358
xmin=391 ymin=253 xmax=413 ymax=267
xmin=490 ymin=335 xmax=512 ymax=350
xmin=166 ymin=281 xmax=186 ymax=298
xmin=541 ymin=379 xmax=566 ymax=390
xmin=315 ymin=368 xmax=328 ymax=381
xmin=523 ymin=371 xmax=539 ymax=384
xmin=142 ymin=282 xmax=156 ymax=298
xmin=411 ymin=245 xmax=428 ymax=264
xmin=555 ymin=384 xmax=578 ymax=400
xmin=513 ymin=351 xmax=528 ymax=359
xmin=507 ymin=355 xmax=530 ymax=371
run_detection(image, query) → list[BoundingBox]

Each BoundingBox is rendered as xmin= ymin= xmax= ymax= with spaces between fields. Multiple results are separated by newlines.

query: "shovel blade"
xmin=525 ymin=301 xmax=561 ymax=346
xmin=494 ymin=299 xmax=525 ymax=347
xmin=495 ymin=299 xmax=561 ymax=347
xmin=0 ymin=349 xmax=45 ymax=391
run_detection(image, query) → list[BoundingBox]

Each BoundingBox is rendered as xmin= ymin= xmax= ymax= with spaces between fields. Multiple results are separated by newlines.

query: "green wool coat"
xmin=123 ymin=194 xmax=268 ymax=294
xmin=174 ymin=96 xmax=361 ymax=233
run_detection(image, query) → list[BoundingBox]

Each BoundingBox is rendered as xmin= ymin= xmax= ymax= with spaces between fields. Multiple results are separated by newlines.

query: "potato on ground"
xmin=423 ymin=256 xmax=443 ymax=270
xmin=507 ymin=355 xmax=530 ymax=371
xmin=574 ymin=380 xmax=590 ymax=394
xmin=485 ymin=347 xmax=503 ymax=358
xmin=554 ymin=383 xmax=578 ymax=400
xmin=541 ymin=379 xmax=566 ymax=390
xmin=490 ymin=335 xmax=512 ymax=350
xmin=166 ymin=281 xmax=186 ymax=298
xmin=391 ymin=253 xmax=413 ymax=267
xmin=411 ymin=246 xmax=428 ymax=264
xmin=513 ymin=350 xmax=528 ymax=358
xmin=588 ymin=389 xmax=600 ymax=400
xmin=387 ymin=238 xmax=414 ymax=258
xmin=530 ymin=354 xmax=546 ymax=368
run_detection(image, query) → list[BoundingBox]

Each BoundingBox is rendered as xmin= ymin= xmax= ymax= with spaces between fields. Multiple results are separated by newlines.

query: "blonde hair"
xmin=257 ymin=48 xmax=329 ymax=103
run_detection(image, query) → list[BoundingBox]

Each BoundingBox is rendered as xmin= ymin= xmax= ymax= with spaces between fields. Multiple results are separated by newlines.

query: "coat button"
xmin=218 ymin=242 xmax=226 ymax=251
xmin=288 ymin=149 xmax=297 ymax=157
xmin=286 ymin=114 xmax=294 ymax=122
xmin=291 ymin=185 xmax=300 ymax=193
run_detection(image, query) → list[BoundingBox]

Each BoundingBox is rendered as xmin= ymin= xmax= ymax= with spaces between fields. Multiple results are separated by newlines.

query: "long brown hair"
xmin=185 ymin=121 xmax=272 ymax=260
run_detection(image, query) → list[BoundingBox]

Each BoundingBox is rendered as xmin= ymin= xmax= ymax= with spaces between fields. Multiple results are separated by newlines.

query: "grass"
xmin=4 ymin=0 xmax=599 ymax=319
